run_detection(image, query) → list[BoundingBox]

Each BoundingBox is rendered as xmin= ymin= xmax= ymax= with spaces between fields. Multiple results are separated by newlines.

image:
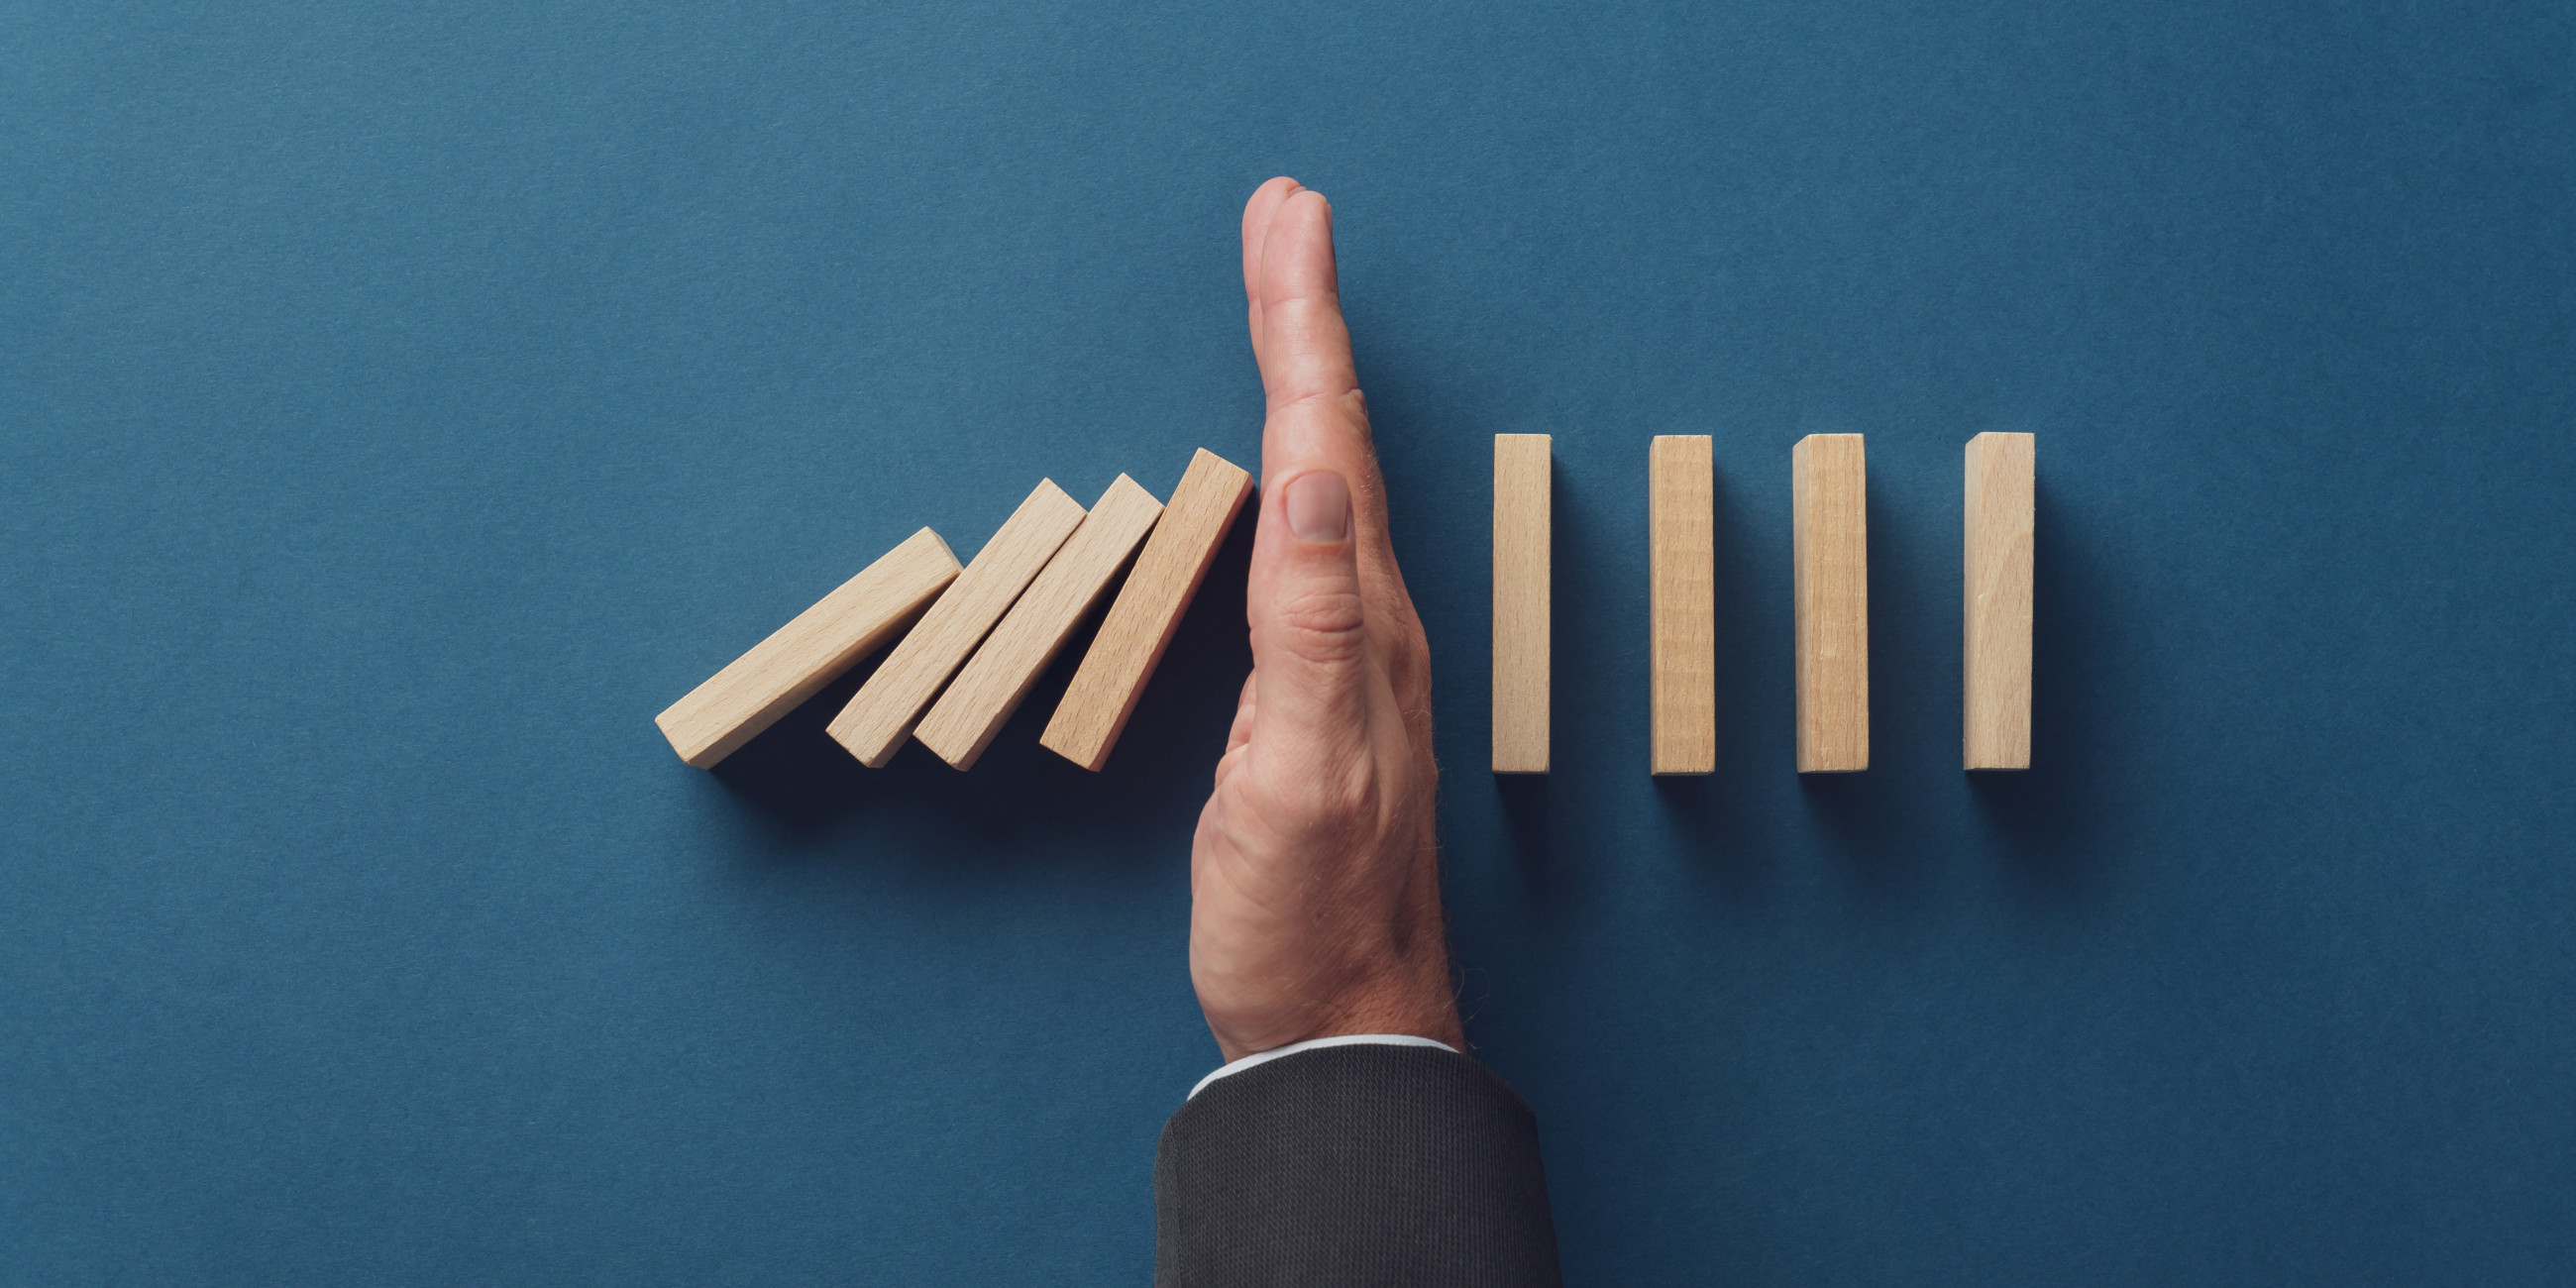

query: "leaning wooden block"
xmin=826 ymin=481 xmax=1088 ymax=767
xmin=1492 ymin=435 xmax=1553 ymax=774
xmin=1793 ymin=433 xmax=1868 ymax=773
xmin=653 ymin=528 xmax=960 ymax=768
xmin=913 ymin=475 xmax=1165 ymax=770
xmin=1650 ymin=435 xmax=1715 ymax=775
xmin=1964 ymin=432 xmax=2035 ymax=770
xmin=1040 ymin=449 xmax=1253 ymax=772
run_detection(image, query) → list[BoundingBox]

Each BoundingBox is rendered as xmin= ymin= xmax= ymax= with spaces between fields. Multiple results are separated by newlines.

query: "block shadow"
xmin=1968 ymin=481 xmax=2114 ymax=905
xmin=1796 ymin=469 xmax=1937 ymax=902
xmin=1494 ymin=773 xmax=1552 ymax=895
xmin=1491 ymin=455 xmax=1584 ymax=904
xmin=1489 ymin=448 xmax=1626 ymax=909
xmin=1654 ymin=458 xmax=1774 ymax=903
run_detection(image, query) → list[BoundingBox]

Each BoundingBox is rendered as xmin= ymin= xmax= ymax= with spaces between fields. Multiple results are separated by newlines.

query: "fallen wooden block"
xmin=654 ymin=528 xmax=961 ymax=768
xmin=1492 ymin=435 xmax=1552 ymax=774
xmin=913 ymin=475 xmax=1165 ymax=770
xmin=1650 ymin=435 xmax=1715 ymax=775
xmin=1793 ymin=433 xmax=1868 ymax=773
xmin=1040 ymin=449 xmax=1253 ymax=772
xmin=1964 ymin=431 xmax=2035 ymax=770
xmin=826 ymin=481 xmax=1088 ymax=767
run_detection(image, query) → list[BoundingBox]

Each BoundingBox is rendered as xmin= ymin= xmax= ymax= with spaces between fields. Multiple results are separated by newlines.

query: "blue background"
xmin=5 ymin=1 xmax=2571 ymax=1282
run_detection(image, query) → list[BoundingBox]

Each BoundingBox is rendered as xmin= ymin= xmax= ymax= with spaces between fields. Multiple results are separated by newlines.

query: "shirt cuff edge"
xmin=1186 ymin=1033 xmax=1462 ymax=1101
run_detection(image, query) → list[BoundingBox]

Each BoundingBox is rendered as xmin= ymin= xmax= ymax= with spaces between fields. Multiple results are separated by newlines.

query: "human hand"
xmin=1187 ymin=178 xmax=1461 ymax=1063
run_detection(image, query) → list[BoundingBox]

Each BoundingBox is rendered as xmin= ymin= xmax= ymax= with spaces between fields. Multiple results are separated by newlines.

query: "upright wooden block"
xmin=1793 ymin=433 xmax=1868 ymax=772
xmin=826 ymin=481 xmax=1087 ymax=767
xmin=1040 ymin=449 xmax=1253 ymax=772
xmin=1650 ymin=436 xmax=1716 ymax=775
xmin=653 ymin=528 xmax=960 ymax=768
xmin=913 ymin=475 xmax=1165 ymax=770
xmin=1965 ymin=432 xmax=2035 ymax=770
xmin=1492 ymin=434 xmax=1552 ymax=774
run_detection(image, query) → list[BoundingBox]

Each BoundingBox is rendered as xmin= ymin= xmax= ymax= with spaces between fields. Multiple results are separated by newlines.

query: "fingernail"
xmin=1285 ymin=471 xmax=1350 ymax=543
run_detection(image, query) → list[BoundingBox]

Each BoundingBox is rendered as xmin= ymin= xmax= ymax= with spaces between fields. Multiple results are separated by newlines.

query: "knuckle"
xmin=1288 ymin=757 xmax=1380 ymax=844
xmin=1385 ymin=627 xmax=1433 ymax=700
xmin=1269 ymin=386 xmax=1370 ymax=427
xmin=1250 ymin=729 xmax=1384 ymax=838
xmin=1274 ymin=585 xmax=1366 ymax=649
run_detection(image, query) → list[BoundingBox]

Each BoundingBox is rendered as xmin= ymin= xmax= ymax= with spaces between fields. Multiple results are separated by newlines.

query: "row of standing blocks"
xmin=1492 ymin=432 xmax=2035 ymax=775
xmin=657 ymin=449 xmax=1255 ymax=774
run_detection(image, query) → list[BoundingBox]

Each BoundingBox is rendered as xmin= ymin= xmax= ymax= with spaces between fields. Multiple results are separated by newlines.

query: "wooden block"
xmin=1793 ymin=433 xmax=1868 ymax=772
xmin=653 ymin=528 xmax=960 ymax=768
xmin=825 ymin=481 xmax=1088 ymax=767
xmin=1965 ymin=432 xmax=2035 ymax=770
xmin=1493 ymin=435 xmax=1552 ymax=774
xmin=1039 ymin=449 xmax=1254 ymax=772
xmin=1650 ymin=436 xmax=1715 ymax=775
xmin=913 ymin=475 xmax=1165 ymax=770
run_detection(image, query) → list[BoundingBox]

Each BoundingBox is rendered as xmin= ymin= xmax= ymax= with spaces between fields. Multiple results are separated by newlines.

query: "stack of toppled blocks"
xmin=657 ymin=449 xmax=1253 ymax=773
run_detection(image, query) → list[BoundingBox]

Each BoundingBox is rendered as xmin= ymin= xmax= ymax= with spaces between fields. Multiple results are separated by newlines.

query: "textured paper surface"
xmin=2 ymin=2 xmax=2571 ymax=1283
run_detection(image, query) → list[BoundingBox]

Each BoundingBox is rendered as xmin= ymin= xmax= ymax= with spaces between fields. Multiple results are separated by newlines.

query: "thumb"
xmin=1247 ymin=468 xmax=1369 ymax=753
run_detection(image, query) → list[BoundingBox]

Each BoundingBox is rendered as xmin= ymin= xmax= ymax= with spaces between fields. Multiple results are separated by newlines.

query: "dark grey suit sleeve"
xmin=1153 ymin=1044 xmax=1562 ymax=1287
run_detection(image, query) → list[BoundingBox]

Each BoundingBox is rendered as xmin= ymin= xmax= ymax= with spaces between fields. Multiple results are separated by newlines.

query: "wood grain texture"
xmin=653 ymin=528 xmax=960 ymax=768
xmin=1793 ymin=433 xmax=1869 ymax=772
xmin=912 ymin=475 xmax=1164 ymax=770
xmin=1492 ymin=434 xmax=1552 ymax=774
xmin=1650 ymin=435 xmax=1715 ymax=775
xmin=825 ymin=481 xmax=1087 ymax=767
xmin=1039 ymin=449 xmax=1253 ymax=772
xmin=1964 ymin=431 xmax=2035 ymax=770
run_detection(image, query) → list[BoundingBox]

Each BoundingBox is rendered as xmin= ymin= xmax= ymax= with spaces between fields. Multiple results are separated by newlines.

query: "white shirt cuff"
xmin=1188 ymin=1033 xmax=1462 ymax=1100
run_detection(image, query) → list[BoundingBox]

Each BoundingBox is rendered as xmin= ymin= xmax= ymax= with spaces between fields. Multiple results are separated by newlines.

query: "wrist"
xmin=1208 ymin=959 xmax=1462 ymax=1063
